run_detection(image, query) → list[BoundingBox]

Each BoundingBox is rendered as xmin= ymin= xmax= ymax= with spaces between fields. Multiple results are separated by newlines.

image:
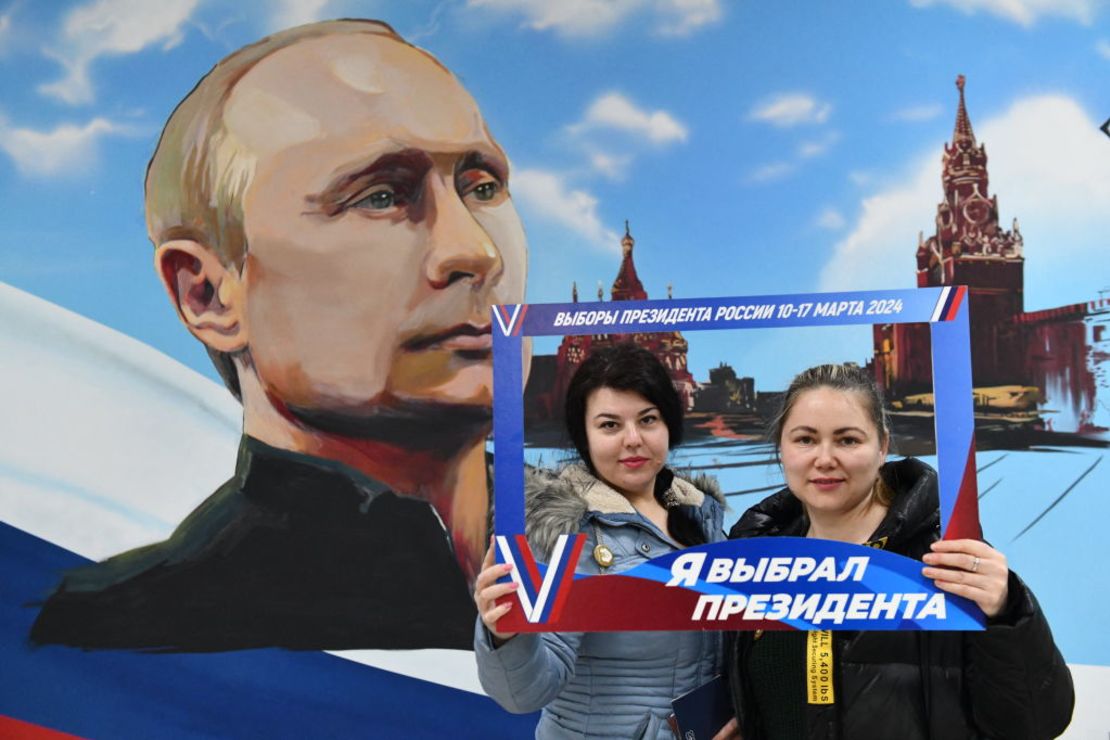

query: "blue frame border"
xmin=493 ymin=287 xmax=975 ymax=539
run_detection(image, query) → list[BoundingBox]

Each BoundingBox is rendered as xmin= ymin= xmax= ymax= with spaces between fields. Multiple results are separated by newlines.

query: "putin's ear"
xmin=155 ymin=240 xmax=247 ymax=353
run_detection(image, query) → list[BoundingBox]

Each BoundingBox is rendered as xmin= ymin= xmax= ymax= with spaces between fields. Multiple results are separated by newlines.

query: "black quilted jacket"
xmin=726 ymin=457 xmax=1074 ymax=740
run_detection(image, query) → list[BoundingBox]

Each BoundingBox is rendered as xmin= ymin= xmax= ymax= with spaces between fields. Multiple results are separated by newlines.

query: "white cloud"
xmin=818 ymin=94 xmax=1110 ymax=312
xmin=406 ymin=0 xmax=452 ymax=42
xmin=562 ymin=93 xmax=686 ymax=178
xmin=816 ymin=207 xmax=846 ymax=230
xmin=798 ymin=132 xmax=839 ymax=158
xmin=746 ymin=133 xmax=837 ymax=186
xmin=749 ymin=93 xmax=832 ymax=127
xmin=1097 ymin=38 xmax=1110 ymax=59
xmin=39 ymin=0 xmax=199 ymax=105
xmin=816 ymin=154 xmax=938 ymax=291
xmin=588 ymin=149 xmax=632 ymax=180
xmin=655 ymin=0 xmax=723 ymax=36
xmin=0 ymin=116 xmax=131 ymax=176
xmin=908 ymin=0 xmax=1099 ymax=27
xmin=745 ymin=161 xmax=796 ymax=183
xmin=798 ymin=141 xmax=827 ymax=158
xmin=890 ymin=103 xmax=944 ymax=122
xmin=466 ymin=0 xmax=723 ymax=38
xmin=570 ymin=92 xmax=688 ymax=144
xmin=469 ymin=0 xmax=638 ymax=36
xmin=848 ymin=170 xmax=874 ymax=187
xmin=0 ymin=9 xmax=11 ymax=50
xmin=511 ymin=168 xmax=620 ymax=250
xmin=268 ymin=0 xmax=332 ymax=32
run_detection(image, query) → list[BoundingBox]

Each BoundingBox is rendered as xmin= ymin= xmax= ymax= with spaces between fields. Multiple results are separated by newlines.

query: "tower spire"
xmin=916 ymin=74 xmax=1022 ymax=288
xmin=952 ymin=74 xmax=975 ymax=146
xmin=612 ymin=220 xmax=647 ymax=301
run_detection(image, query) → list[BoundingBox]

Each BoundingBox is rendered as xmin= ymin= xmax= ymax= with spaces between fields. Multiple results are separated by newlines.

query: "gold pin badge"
xmin=593 ymin=544 xmax=614 ymax=568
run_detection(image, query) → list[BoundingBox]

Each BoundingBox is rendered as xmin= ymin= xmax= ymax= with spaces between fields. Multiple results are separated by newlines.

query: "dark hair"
xmin=564 ymin=343 xmax=706 ymax=547
xmin=768 ymin=363 xmax=893 ymax=505
xmin=564 ymin=343 xmax=684 ymax=476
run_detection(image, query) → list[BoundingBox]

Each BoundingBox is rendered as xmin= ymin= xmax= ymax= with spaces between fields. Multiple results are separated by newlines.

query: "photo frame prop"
xmin=492 ymin=287 xmax=983 ymax=632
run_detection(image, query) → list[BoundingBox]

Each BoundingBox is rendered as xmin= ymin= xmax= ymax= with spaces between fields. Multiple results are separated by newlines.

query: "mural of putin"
xmin=31 ymin=19 xmax=527 ymax=651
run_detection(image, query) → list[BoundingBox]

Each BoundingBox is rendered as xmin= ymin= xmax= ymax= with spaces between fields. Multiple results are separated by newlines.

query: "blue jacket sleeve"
xmin=473 ymin=617 xmax=584 ymax=714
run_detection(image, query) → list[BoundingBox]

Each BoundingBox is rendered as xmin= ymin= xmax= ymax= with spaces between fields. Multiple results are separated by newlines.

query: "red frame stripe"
xmin=512 ymin=305 xmax=529 ymax=336
xmin=546 ymin=534 xmax=586 ymax=622
xmin=943 ymin=286 xmax=967 ymax=322
xmin=0 ymin=715 xmax=84 ymax=740
xmin=943 ymin=438 xmax=983 ymax=541
xmin=496 ymin=304 xmax=514 ymax=334
xmin=514 ymin=534 xmax=544 ymax=590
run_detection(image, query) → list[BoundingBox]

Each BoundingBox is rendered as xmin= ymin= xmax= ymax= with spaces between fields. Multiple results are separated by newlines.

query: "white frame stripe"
xmin=495 ymin=534 xmax=569 ymax=623
xmin=930 ymin=286 xmax=952 ymax=323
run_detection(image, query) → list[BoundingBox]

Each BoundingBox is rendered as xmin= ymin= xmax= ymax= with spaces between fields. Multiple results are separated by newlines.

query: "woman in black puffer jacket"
xmin=724 ymin=364 xmax=1073 ymax=740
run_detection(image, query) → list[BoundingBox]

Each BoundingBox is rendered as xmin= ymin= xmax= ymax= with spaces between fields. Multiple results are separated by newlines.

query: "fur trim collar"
xmin=524 ymin=463 xmax=723 ymax=558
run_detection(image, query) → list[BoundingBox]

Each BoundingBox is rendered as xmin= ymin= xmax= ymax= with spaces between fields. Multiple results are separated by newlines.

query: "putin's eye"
xmin=352 ymin=185 xmax=404 ymax=211
xmin=471 ymin=181 xmax=501 ymax=202
xmin=458 ymin=169 xmax=506 ymax=206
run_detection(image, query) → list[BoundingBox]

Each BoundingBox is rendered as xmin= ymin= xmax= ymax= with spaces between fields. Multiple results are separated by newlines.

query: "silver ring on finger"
xmin=970 ymin=556 xmax=980 ymax=573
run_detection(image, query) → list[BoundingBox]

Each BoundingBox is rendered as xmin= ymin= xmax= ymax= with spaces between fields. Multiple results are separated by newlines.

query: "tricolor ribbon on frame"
xmin=495 ymin=534 xmax=586 ymax=623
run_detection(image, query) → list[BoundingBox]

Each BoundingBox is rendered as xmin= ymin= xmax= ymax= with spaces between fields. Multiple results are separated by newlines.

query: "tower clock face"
xmin=963 ymin=199 xmax=990 ymax=225
xmin=938 ymin=204 xmax=953 ymax=229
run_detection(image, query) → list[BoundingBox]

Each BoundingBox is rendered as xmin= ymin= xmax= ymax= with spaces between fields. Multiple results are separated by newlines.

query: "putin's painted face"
xmin=227 ymin=33 xmax=527 ymax=432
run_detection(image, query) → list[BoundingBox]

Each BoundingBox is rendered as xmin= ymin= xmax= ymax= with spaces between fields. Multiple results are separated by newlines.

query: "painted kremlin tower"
xmin=874 ymin=75 xmax=1026 ymax=395
xmin=873 ymin=76 xmax=1109 ymax=431
xmin=542 ymin=222 xmax=696 ymax=418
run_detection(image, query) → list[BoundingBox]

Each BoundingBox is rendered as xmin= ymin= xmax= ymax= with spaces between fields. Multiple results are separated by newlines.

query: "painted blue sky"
xmin=1 ymin=0 xmax=1108 ymax=389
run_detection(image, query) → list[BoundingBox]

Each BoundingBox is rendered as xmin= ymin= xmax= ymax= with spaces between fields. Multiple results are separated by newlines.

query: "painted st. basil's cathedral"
xmin=525 ymin=222 xmax=698 ymax=422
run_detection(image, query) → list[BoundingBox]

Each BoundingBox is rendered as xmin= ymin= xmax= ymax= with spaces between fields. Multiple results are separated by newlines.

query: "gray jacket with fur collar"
xmin=476 ymin=464 xmax=726 ymax=739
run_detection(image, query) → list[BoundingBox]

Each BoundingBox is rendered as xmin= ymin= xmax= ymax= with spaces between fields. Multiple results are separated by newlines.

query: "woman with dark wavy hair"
xmin=473 ymin=343 xmax=728 ymax=739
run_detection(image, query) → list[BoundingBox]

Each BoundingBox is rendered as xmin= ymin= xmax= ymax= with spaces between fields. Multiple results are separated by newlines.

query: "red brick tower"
xmin=875 ymin=76 xmax=1026 ymax=394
